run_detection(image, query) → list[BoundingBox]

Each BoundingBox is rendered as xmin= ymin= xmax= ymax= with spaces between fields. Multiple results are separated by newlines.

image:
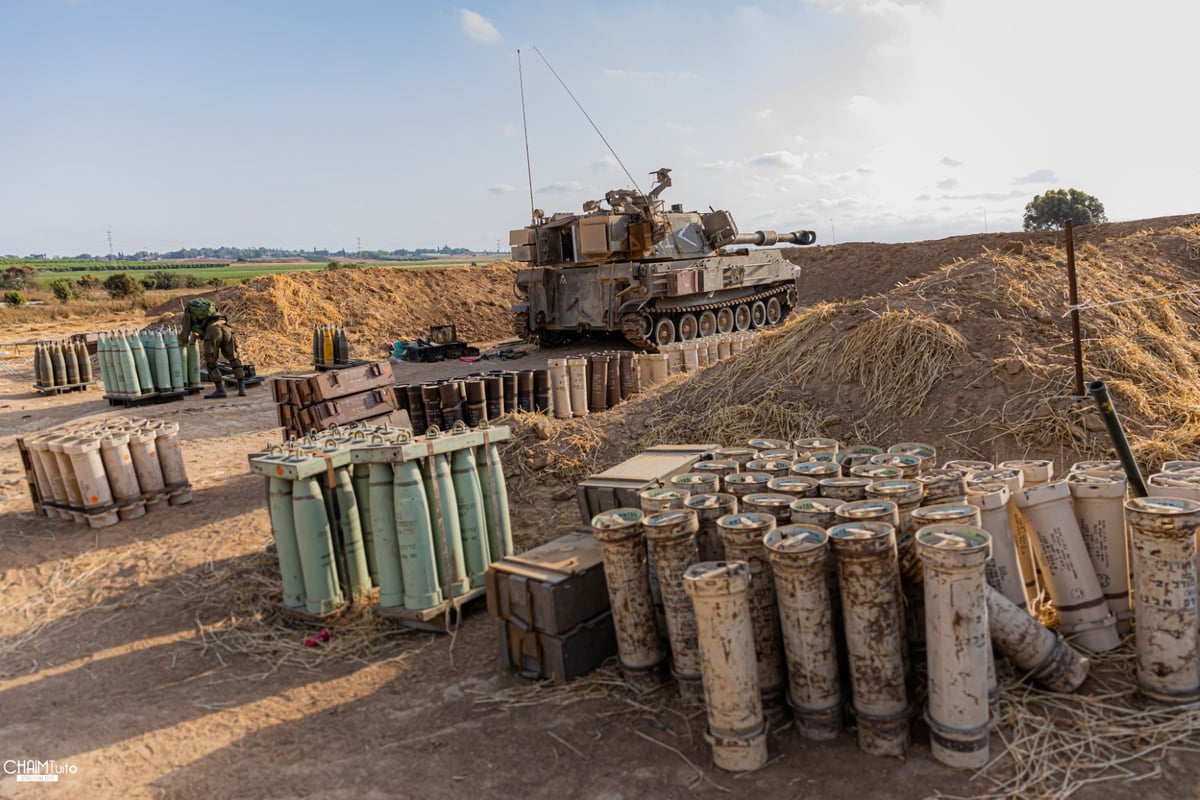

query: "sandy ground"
xmin=4 ymin=217 xmax=1200 ymax=799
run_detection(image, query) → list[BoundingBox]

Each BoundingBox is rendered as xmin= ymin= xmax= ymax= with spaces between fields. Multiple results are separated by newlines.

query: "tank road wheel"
xmin=698 ymin=310 xmax=717 ymax=338
xmin=765 ymin=296 xmax=783 ymax=326
xmin=749 ymin=300 xmax=767 ymax=328
xmin=539 ymin=329 xmax=569 ymax=347
xmin=716 ymin=307 xmax=735 ymax=333
xmin=638 ymin=312 xmax=654 ymax=339
xmin=734 ymin=304 xmax=752 ymax=332
xmin=653 ymin=317 xmax=677 ymax=347
xmin=678 ymin=313 xmax=699 ymax=341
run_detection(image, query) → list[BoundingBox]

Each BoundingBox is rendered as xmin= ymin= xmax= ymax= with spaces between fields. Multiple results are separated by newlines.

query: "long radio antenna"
xmin=517 ymin=49 xmax=537 ymax=224
xmin=531 ymin=45 xmax=643 ymax=197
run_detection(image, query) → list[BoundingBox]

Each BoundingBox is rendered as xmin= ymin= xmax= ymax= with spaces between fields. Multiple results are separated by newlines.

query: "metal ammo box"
xmin=486 ymin=530 xmax=615 ymax=683
xmin=575 ymin=443 xmax=721 ymax=524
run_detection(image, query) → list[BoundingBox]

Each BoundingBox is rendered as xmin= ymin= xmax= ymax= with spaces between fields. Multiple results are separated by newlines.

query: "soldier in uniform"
xmin=182 ymin=298 xmax=246 ymax=398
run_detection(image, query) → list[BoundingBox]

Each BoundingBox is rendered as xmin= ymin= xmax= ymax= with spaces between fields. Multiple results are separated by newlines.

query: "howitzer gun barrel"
xmin=726 ymin=230 xmax=817 ymax=247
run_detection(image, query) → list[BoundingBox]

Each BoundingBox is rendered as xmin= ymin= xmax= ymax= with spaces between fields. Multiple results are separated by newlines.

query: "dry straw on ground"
xmin=942 ymin=640 xmax=1200 ymax=800
xmin=181 ymin=550 xmax=422 ymax=674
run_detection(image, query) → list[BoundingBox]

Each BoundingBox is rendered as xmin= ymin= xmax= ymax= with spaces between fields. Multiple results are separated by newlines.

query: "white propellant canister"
xmin=716 ymin=512 xmax=787 ymax=718
xmin=591 ymin=509 xmax=667 ymax=692
xmin=829 ymin=520 xmax=910 ymax=757
xmin=1125 ymin=497 xmax=1200 ymax=703
xmin=566 ymin=357 xmax=589 ymax=417
xmin=1068 ymin=473 xmax=1132 ymax=635
xmin=966 ymin=482 xmax=1028 ymax=613
xmin=985 ymin=584 xmax=1089 ymax=692
xmin=1014 ymin=481 xmax=1120 ymax=652
xmin=684 ymin=561 xmax=768 ymax=772
xmin=547 ymin=358 xmax=572 ymax=419
xmin=764 ymin=525 xmax=843 ymax=740
xmin=643 ymin=509 xmax=704 ymax=704
xmin=917 ymin=525 xmax=992 ymax=769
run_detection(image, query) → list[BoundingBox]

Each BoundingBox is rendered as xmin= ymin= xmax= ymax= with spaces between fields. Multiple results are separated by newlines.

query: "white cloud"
xmin=456 ymin=9 xmax=501 ymax=44
xmin=589 ymin=155 xmax=619 ymax=171
xmin=1012 ymin=168 xmax=1057 ymax=184
xmin=936 ymin=178 xmax=957 ymax=189
xmin=750 ymin=150 xmax=807 ymax=170
xmin=537 ymin=181 xmax=584 ymax=194
xmin=604 ymin=69 xmax=697 ymax=81
xmin=845 ymin=95 xmax=882 ymax=116
xmin=756 ymin=108 xmax=775 ymax=122
xmin=488 ymin=185 xmax=518 ymax=195
xmin=939 ymin=156 xmax=963 ymax=167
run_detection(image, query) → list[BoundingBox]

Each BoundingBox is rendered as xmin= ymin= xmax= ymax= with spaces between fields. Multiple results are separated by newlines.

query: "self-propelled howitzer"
xmin=509 ymin=168 xmax=817 ymax=350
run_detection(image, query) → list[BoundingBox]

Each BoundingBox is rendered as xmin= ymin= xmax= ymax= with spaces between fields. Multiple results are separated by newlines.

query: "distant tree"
xmin=77 ymin=273 xmax=100 ymax=289
xmin=1023 ymin=188 xmax=1108 ymax=231
xmin=103 ymin=273 xmax=144 ymax=299
xmin=48 ymin=279 xmax=85 ymax=303
xmin=1 ymin=265 xmax=38 ymax=290
xmin=147 ymin=270 xmax=186 ymax=290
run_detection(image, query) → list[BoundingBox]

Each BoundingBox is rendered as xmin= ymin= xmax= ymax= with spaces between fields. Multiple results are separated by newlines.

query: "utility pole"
xmin=357 ymin=237 xmax=362 ymax=255
xmin=107 ymin=230 xmax=115 ymax=264
xmin=830 ymin=219 xmax=836 ymax=245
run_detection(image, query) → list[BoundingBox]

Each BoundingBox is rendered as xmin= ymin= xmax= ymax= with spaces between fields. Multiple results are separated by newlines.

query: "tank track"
xmin=513 ymin=310 xmax=532 ymax=342
xmin=619 ymin=284 xmax=794 ymax=352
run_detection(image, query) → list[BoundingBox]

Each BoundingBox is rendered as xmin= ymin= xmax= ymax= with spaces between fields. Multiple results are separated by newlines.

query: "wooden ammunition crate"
xmin=575 ymin=443 xmax=721 ymax=524
xmin=273 ymin=360 xmax=405 ymax=438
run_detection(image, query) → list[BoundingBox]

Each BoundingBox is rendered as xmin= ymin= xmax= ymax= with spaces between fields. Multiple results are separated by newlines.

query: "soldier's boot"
xmin=204 ymin=380 xmax=227 ymax=399
xmin=237 ymin=381 xmax=246 ymax=397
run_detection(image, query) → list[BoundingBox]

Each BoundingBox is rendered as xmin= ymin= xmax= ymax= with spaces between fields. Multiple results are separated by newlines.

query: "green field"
xmin=1 ymin=257 xmax=507 ymax=287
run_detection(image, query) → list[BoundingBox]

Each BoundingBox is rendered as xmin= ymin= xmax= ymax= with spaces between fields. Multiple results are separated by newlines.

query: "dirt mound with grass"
xmin=157 ymin=263 xmax=522 ymax=373
xmin=503 ymin=214 xmax=1200 ymax=509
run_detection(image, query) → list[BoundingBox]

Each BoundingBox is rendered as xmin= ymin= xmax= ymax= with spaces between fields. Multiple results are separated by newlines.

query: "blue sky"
xmin=2 ymin=0 xmax=1196 ymax=256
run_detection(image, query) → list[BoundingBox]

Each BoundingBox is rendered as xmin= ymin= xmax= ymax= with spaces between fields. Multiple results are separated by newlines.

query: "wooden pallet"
xmin=275 ymin=601 xmax=348 ymax=624
xmin=104 ymin=390 xmax=187 ymax=407
xmin=33 ymin=380 xmax=97 ymax=395
xmin=373 ymin=585 xmax=488 ymax=632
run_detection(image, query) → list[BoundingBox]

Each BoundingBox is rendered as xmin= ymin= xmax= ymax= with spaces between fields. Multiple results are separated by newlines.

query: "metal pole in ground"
xmin=1065 ymin=218 xmax=1085 ymax=397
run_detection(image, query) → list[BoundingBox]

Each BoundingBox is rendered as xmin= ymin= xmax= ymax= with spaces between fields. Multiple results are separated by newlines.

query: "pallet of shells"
xmin=31 ymin=338 xmax=97 ymax=394
xmin=397 ymin=368 xmax=551 ymax=432
xmin=272 ymin=360 xmax=407 ymax=439
xmin=586 ymin=436 xmax=1200 ymax=774
xmin=97 ymin=328 xmax=204 ymax=405
xmin=247 ymin=420 xmax=513 ymax=630
xmin=544 ymin=332 xmax=761 ymax=421
xmin=16 ymin=416 xmax=192 ymax=528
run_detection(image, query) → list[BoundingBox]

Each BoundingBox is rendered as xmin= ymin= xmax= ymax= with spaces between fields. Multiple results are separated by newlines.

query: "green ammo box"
xmin=575 ymin=443 xmax=722 ymax=525
xmin=486 ymin=531 xmax=615 ymax=683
